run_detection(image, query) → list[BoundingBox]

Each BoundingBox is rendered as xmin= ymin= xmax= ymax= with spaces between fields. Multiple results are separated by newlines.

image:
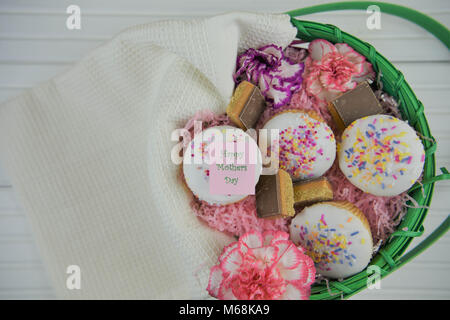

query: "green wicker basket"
xmin=285 ymin=1 xmax=450 ymax=300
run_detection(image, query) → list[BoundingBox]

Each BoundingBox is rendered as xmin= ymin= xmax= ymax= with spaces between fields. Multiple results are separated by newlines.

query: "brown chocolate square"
xmin=255 ymin=169 xmax=295 ymax=219
xmin=293 ymin=177 xmax=333 ymax=209
xmin=328 ymin=81 xmax=382 ymax=131
xmin=238 ymin=87 xmax=266 ymax=130
xmin=255 ymin=174 xmax=281 ymax=219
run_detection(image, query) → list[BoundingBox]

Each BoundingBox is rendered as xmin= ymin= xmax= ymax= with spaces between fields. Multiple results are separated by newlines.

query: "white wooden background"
xmin=0 ymin=0 xmax=448 ymax=300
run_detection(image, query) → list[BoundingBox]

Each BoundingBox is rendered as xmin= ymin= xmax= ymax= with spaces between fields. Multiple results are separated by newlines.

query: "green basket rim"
xmin=289 ymin=18 xmax=437 ymax=300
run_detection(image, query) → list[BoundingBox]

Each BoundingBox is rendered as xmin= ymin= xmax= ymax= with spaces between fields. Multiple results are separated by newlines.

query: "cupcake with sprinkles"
xmin=289 ymin=201 xmax=373 ymax=279
xmin=263 ymin=110 xmax=336 ymax=181
xmin=339 ymin=114 xmax=425 ymax=196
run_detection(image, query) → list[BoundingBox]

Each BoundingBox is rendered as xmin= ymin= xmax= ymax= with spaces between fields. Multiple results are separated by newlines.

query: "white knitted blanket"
xmin=0 ymin=12 xmax=296 ymax=299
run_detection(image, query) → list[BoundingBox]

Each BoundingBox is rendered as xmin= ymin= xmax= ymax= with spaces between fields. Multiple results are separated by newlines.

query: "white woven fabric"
xmin=0 ymin=12 xmax=296 ymax=299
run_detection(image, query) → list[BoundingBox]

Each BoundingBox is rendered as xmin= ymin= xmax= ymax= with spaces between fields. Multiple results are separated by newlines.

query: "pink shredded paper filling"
xmin=181 ymin=75 xmax=410 ymax=245
xmin=191 ymin=196 xmax=289 ymax=237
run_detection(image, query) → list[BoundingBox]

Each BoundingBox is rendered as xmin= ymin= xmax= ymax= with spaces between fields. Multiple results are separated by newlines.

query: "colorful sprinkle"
xmin=274 ymin=113 xmax=335 ymax=179
xmin=341 ymin=115 xmax=424 ymax=192
xmin=296 ymin=213 xmax=363 ymax=271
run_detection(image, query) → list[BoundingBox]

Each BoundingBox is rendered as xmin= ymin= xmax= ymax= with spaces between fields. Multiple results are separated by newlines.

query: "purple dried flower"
xmin=234 ymin=44 xmax=304 ymax=108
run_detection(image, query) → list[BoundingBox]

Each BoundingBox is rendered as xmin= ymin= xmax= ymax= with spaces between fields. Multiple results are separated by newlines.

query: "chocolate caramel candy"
xmin=328 ymin=81 xmax=382 ymax=132
xmin=293 ymin=177 xmax=333 ymax=209
xmin=255 ymin=169 xmax=295 ymax=219
xmin=226 ymin=81 xmax=266 ymax=130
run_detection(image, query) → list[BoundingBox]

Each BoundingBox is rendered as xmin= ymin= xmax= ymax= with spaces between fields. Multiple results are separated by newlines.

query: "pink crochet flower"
xmin=304 ymin=39 xmax=375 ymax=103
xmin=207 ymin=230 xmax=316 ymax=300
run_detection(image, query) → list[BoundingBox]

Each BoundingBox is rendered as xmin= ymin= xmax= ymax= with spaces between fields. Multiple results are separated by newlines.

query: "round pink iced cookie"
xmin=339 ymin=115 xmax=425 ymax=196
xmin=183 ymin=126 xmax=262 ymax=205
xmin=262 ymin=110 xmax=336 ymax=181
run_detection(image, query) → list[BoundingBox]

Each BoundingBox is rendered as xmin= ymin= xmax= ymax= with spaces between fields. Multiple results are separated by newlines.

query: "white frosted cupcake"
xmin=339 ymin=115 xmax=425 ymax=196
xmin=290 ymin=201 xmax=373 ymax=279
xmin=263 ymin=110 xmax=336 ymax=181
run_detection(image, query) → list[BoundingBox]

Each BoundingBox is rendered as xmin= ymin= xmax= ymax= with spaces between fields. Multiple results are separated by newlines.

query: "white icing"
xmin=262 ymin=111 xmax=336 ymax=181
xmin=339 ymin=115 xmax=425 ymax=196
xmin=289 ymin=202 xmax=373 ymax=279
xmin=182 ymin=125 xmax=262 ymax=205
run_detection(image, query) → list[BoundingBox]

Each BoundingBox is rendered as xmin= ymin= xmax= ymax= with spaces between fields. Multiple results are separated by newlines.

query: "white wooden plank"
xmin=0 ymin=10 xmax=448 ymax=62
xmin=410 ymin=240 xmax=450 ymax=264
xmin=379 ymin=263 xmax=450 ymax=291
xmin=0 ymin=12 xmax=187 ymax=40
xmin=0 ymin=0 xmax=449 ymax=59
xmin=0 ymin=263 xmax=52 ymax=289
xmin=427 ymin=118 xmax=450 ymax=139
xmin=0 ymin=241 xmax=42 ymax=263
xmin=0 ymin=215 xmax=31 ymax=235
xmin=0 ymin=290 xmax=54 ymax=299
xmin=433 ymin=136 xmax=450 ymax=160
xmin=353 ymin=38 xmax=449 ymax=62
xmin=352 ymin=288 xmax=450 ymax=300
xmin=395 ymin=62 xmax=450 ymax=87
xmin=0 ymin=39 xmax=101 ymax=64
xmin=0 ymin=187 xmax=22 ymax=212
xmin=415 ymin=88 xmax=450 ymax=113
xmin=3 ymin=14 xmax=445 ymax=41
xmin=298 ymin=12 xmax=450 ymax=38
xmin=0 ymin=162 xmax=12 ymax=186
xmin=1 ymin=0 xmax=448 ymax=15
xmin=411 ymin=214 xmax=449 ymax=247
xmin=0 ymin=289 xmax=55 ymax=300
